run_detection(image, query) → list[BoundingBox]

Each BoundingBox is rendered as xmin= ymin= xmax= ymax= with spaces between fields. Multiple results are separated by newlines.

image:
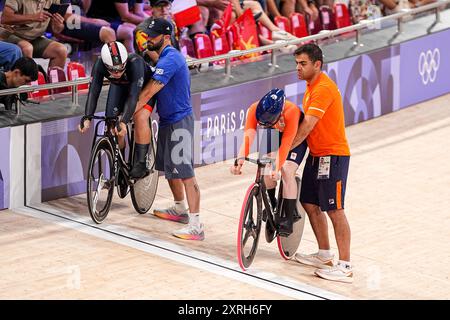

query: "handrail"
xmin=0 ymin=77 xmax=90 ymax=96
xmin=0 ymin=0 xmax=448 ymax=113
xmin=186 ymin=0 xmax=449 ymax=67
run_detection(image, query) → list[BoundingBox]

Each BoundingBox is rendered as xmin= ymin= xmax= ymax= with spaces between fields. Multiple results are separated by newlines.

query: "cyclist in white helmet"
xmin=78 ymin=41 xmax=156 ymax=193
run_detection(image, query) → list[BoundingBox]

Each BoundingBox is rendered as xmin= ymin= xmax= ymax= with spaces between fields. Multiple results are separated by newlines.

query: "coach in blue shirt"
xmin=134 ymin=18 xmax=204 ymax=241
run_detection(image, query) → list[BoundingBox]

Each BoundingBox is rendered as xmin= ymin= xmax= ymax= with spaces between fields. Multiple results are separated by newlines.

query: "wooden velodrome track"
xmin=1 ymin=94 xmax=450 ymax=300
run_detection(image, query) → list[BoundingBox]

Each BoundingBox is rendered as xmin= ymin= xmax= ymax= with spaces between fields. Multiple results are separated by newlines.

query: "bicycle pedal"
xmin=277 ymin=230 xmax=293 ymax=238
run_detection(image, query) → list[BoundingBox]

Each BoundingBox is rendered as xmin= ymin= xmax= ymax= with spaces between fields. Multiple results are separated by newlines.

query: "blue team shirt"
xmin=152 ymin=46 xmax=192 ymax=128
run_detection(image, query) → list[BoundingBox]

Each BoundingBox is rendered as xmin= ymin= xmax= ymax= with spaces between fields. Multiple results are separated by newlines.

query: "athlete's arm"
xmin=84 ymin=58 xmax=106 ymax=118
xmin=137 ymin=79 xmax=164 ymax=111
xmin=275 ymin=107 xmax=300 ymax=172
xmin=137 ymin=49 xmax=179 ymax=110
xmin=237 ymin=104 xmax=258 ymax=160
xmin=121 ymin=57 xmax=145 ymax=124
xmin=231 ymin=104 xmax=257 ymax=175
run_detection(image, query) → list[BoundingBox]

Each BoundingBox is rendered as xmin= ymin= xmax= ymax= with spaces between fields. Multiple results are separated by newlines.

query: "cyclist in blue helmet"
xmin=231 ymin=88 xmax=309 ymax=236
xmin=255 ymin=88 xmax=286 ymax=127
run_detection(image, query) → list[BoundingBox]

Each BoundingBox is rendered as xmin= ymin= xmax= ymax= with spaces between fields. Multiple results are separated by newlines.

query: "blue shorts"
xmin=156 ymin=113 xmax=195 ymax=180
xmin=300 ymin=155 xmax=350 ymax=211
xmin=259 ymin=128 xmax=308 ymax=166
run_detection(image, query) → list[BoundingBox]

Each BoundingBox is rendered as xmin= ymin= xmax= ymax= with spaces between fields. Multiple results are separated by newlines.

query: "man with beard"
xmin=132 ymin=18 xmax=204 ymax=241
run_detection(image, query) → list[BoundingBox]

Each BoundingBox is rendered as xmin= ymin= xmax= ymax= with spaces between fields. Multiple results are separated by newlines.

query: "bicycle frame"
xmin=237 ymin=157 xmax=278 ymax=231
xmin=90 ymin=116 xmax=132 ymax=186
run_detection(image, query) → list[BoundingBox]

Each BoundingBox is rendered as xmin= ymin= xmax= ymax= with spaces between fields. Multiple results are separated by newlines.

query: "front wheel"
xmin=237 ymin=183 xmax=263 ymax=271
xmin=130 ymin=134 xmax=158 ymax=214
xmin=87 ymin=138 xmax=115 ymax=224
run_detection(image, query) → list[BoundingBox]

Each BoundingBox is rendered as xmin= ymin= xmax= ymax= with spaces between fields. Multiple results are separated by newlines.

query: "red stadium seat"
xmin=307 ymin=14 xmax=323 ymax=35
xmin=274 ymin=16 xmax=291 ymax=33
xmin=320 ymin=5 xmax=337 ymax=30
xmin=67 ymin=62 xmax=88 ymax=91
xmin=290 ymin=13 xmax=308 ymax=38
xmin=48 ymin=66 xmax=70 ymax=94
xmin=227 ymin=24 xmax=240 ymax=51
xmin=179 ymin=37 xmax=196 ymax=58
xmin=334 ymin=3 xmax=352 ymax=28
xmin=28 ymin=71 xmax=49 ymax=99
xmin=210 ymin=32 xmax=230 ymax=57
xmin=258 ymin=22 xmax=272 ymax=40
xmin=194 ymin=34 xmax=214 ymax=59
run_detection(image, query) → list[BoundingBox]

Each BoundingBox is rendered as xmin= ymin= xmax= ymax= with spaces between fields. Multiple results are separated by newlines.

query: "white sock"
xmin=318 ymin=249 xmax=333 ymax=258
xmin=174 ymin=201 xmax=187 ymax=212
xmin=338 ymin=260 xmax=352 ymax=269
xmin=188 ymin=213 xmax=200 ymax=228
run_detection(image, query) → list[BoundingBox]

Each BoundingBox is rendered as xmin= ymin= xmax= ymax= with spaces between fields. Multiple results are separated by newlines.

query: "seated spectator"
xmin=383 ymin=0 xmax=411 ymax=14
xmin=231 ymin=0 xmax=298 ymax=41
xmin=297 ymin=0 xmax=319 ymax=22
xmin=86 ymin=0 xmax=148 ymax=52
xmin=408 ymin=0 xmax=436 ymax=9
xmin=60 ymin=0 xmax=116 ymax=44
xmin=0 ymin=40 xmax=22 ymax=71
xmin=135 ymin=2 xmax=184 ymax=64
xmin=349 ymin=0 xmax=383 ymax=23
xmin=0 ymin=0 xmax=69 ymax=70
xmin=196 ymin=0 xmax=229 ymax=27
xmin=383 ymin=0 xmax=436 ymax=16
xmin=149 ymin=0 xmax=179 ymax=50
xmin=0 ymin=57 xmax=38 ymax=110
xmin=266 ymin=0 xmax=296 ymax=18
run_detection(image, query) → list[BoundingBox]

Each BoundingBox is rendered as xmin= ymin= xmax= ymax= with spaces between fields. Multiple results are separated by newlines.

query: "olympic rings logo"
xmin=418 ymin=48 xmax=440 ymax=85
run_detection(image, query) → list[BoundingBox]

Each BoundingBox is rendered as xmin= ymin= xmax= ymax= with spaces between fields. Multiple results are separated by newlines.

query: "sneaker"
xmin=172 ymin=223 xmax=205 ymax=241
xmin=294 ymin=252 xmax=334 ymax=268
xmin=153 ymin=205 xmax=189 ymax=224
xmin=315 ymin=264 xmax=354 ymax=283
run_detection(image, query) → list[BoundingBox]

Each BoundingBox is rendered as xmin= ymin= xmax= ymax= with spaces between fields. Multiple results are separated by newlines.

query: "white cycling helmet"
xmin=101 ymin=41 xmax=128 ymax=73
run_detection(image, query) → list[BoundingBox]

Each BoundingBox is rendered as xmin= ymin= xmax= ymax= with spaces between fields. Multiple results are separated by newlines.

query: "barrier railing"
xmin=0 ymin=0 xmax=448 ymax=115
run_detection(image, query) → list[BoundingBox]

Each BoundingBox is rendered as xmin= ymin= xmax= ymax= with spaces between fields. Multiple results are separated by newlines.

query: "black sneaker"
xmin=129 ymin=162 xmax=149 ymax=179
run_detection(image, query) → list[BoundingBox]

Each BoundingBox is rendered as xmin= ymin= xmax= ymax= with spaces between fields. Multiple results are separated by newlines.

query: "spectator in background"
xmin=0 ymin=40 xmax=22 ymax=71
xmin=266 ymin=0 xmax=296 ymax=18
xmin=348 ymin=0 xmax=383 ymax=23
xmin=188 ymin=0 xmax=230 ymax=38
xmin=0 ymin=57 xmax=38 ymax=110
xmin=196 ymin=0 xmax=229 ymax=28
xmin=86 ymin=0 xmax=148 ymax=52
xmin=0 ymin=0 xmax=69 ymax=69
xmin=298 ymin=0 xmax=319 ymax=22
xmin=134 ymin=0 xmax=180 ymax=65
xmin=60 ymin=0 xmax=116 ymax=44
xmin=149 ymin=0 xmax=179 ymax=50
xmin=231 ymin=0 xmax=298 ymax=41
xmin=383 ymin=0 xmax=436 ymax=14
xmin=408 ymin=0 xmax=436 ymax=8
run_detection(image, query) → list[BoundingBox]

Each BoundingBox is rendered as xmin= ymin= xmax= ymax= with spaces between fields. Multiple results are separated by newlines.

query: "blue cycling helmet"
xmin=255 ymin=88 xmax=286 ymax=127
